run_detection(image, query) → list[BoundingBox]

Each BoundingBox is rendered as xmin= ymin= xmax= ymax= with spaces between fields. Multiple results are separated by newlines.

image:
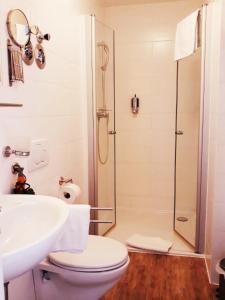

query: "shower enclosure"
xmin=86 ymin=16 xmax=116 ymax=235
xmin=84 ymin=4 xmax=207 ymax=254
xmin=174 ymin=49 xmax=201 ymax=248
xmin=174 ymin=7 xmax=207 ymax=252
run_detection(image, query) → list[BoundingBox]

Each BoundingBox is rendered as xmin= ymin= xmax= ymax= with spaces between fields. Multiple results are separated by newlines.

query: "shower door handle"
xmin=175 ymin=130 xmax=184 ymax=135
xmin=108 ymin=130 xmax=116 ymax=135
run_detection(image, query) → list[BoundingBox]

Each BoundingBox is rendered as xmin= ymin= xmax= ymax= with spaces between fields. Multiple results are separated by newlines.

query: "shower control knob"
xmin=108 ymin=130 xmax=116 ymax=135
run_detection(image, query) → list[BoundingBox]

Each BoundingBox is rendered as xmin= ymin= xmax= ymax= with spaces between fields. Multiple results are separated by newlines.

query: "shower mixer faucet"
xmin=97 ymin=108 xmax=110 ymax=119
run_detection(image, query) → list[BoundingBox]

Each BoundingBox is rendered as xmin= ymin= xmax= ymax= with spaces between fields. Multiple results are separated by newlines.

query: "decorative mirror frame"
xmin=6 ymin=9 xmax=30 ymax=48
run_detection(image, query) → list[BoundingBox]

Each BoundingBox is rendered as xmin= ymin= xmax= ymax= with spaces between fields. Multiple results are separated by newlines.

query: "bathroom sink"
xmin=0 ymin=194 xmax=69 ymax=282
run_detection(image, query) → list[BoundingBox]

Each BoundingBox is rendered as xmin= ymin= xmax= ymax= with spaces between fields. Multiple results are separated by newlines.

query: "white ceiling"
xmin=102 ymin=0 xmax=186 ymax=7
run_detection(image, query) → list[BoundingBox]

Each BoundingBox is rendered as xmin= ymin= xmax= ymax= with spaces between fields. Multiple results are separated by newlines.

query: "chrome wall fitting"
xmin=29 ymin=25 xmax=39 ymax=36
xmin=3 ymin=146 xmax=30 ymax=158
xmin=90 ymin=220 xmax=113 ymax=224
xmin=36 ymin=32 xmax=51 ymax=44
xmin=90 ymin=207 xmax=113 ymax=211
xmin=90 ymin=207 xmax=113 ymax=224
xmin=96 ymin=108 xmax=110 ymax=119
xmin=59 ymin=176 xmax=73 ymax=186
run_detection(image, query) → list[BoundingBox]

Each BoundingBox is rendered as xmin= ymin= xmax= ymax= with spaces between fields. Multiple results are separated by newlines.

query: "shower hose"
xmin=97 ymin=115 xmax=109 ymax=165
xmin=97 ymin=42 xmax=110 ymax=165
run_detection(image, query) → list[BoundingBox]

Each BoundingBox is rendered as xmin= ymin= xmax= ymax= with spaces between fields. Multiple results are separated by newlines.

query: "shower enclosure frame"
xmin=174 ymin=5 xmax=208 ymax=253
xmin=86 ymin=15 xmax=117 ymax=235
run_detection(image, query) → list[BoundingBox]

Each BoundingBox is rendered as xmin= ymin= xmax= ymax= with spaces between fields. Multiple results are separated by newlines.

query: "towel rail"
xmin=0 ymin=103 xmax=23 ymax=107
xmin=90 ymin=220 xmax=112 ymax=224
xmin=90 ymin=207 xmax=113 ymax=211
xmin=90 ymin=207 xmax=113 ymax=223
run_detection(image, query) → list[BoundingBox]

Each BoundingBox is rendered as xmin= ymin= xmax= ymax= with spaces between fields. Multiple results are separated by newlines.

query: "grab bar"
xmin=90 ymin=207 xmax=113 ymax=211
xmin=59 ymin=176 xmax=73 ymax=185
xmin=90 ymin=207 xmax=113 ymax=224
xmin=90 ymin=220 xmax=113 ymax=224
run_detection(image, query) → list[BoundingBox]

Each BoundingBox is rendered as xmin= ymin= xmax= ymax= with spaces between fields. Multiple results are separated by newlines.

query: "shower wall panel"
xmin=105 ymin=0 xmax=202 ymax=217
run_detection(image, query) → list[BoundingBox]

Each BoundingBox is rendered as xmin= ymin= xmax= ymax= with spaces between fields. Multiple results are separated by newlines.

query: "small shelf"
xmin=0 ymin=103 xmax=23 ymax=107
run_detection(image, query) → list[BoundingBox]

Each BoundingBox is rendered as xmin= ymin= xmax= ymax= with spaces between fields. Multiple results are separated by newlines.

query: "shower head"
xmin=97 ymin=41 xmax=109 ymax=71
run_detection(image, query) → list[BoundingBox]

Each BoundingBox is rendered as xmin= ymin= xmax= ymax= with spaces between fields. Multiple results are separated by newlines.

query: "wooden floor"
xmin=101 ymin=252 xmax=216 ymax=300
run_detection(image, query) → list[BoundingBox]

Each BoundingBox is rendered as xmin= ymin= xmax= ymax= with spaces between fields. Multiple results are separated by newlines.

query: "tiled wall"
xmin=105 ymin=0 xmax=202 ymax=217
xmin=0 ymin=0 xmax=103 ymax=298
xmin=205 ymin=0 xmax=225 ymax=284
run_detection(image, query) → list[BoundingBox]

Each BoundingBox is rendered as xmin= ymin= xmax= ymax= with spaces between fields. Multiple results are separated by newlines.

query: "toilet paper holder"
xmin=59 ymin=176 xmax=73 ymax=186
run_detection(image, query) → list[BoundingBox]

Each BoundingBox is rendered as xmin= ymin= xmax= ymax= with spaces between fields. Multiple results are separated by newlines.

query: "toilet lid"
xmin=49 ymin=235 xmax=128 ymax=272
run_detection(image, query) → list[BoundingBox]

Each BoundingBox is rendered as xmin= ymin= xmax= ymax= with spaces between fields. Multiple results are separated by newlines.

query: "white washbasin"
xmin=0 ymin=194 xmax=69 ymax=282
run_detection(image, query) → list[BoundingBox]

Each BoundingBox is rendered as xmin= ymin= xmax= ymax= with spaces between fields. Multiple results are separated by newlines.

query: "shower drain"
xmin=176 ymin=216 xmax=189 ymax=222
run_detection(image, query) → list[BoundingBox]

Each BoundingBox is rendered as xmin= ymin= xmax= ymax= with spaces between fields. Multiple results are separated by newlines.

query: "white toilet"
xmin=34 ymin=235 xmax=129 ymax=300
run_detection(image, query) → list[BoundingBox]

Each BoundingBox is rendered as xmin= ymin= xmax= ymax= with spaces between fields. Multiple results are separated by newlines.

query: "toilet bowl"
xmin=34 ymin=235 xmax=129 ymax=300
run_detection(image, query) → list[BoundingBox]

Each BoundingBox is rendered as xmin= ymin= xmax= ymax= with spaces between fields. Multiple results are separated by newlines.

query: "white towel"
xmin=174 ymin=9 xmax=200 ymax=61
xmin=52 ymin=204 xmax=90 ymax=253
xmin=126 ymin=234 xmax=173 ymax=253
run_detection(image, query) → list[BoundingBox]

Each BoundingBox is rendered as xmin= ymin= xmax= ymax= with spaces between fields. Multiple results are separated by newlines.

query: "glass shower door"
xmin=174 ymin=48 xmax=201 ymax=247
xmin=94 ymin=19 xmax=116 ymax=235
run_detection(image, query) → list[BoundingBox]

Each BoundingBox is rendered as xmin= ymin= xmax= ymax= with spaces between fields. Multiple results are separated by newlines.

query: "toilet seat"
xmin=49 ymin=235 xmax=128 ymax=272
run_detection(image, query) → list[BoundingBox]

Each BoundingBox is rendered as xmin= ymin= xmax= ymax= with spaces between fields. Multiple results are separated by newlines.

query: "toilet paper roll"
xmin=59 ymin=183 xmax=81 ymax=204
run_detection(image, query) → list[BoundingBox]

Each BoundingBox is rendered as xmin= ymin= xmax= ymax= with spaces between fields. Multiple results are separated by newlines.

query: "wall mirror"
xmin=7 ymin=9 xmax=30 ymax=47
